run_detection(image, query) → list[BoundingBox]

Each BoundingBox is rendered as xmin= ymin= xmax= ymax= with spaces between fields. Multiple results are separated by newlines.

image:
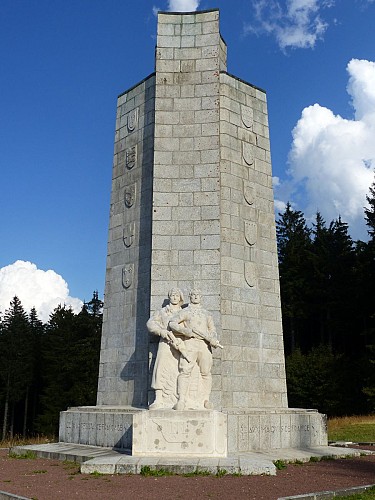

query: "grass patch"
xmin=334 ymin=486 xmax=375 ymax=499
xmin=328 ymin=415 xmax=375 ymax=442
xmin=63 ymin=460 xmax=79 ymax=470
xmin=309 ymin=456 xmax=320 ymax=462
xmin=273 ymin=459 xmax=287 ymax=470
xmin=0 ymin=434 xmax=55 ymax=448
xmin=140 ymin=466 xmax=174 ymax=477
xmin=89 ymin=470 xmax=105 ymax=478
xmin=215 ymin=468 xmax=227 ymax=477
xmin=183 ymin=469 xmax=211 ymax=477
xmin=9 ymin=450 xmax=37 ymax=460
xmin=32 ymin=470 xmax=47 ymax=474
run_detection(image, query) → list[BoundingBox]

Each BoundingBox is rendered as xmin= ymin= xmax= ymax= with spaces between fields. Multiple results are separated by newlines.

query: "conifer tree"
xmin=364 ymin=172 xmax=375 ymax=239
xmin=276 ymin=203 xmax=312 ymax=353
xmin=0 ymin=297 xmax=33 ymax=439
xmin=37 ymin=292 xmax=102 ymax=435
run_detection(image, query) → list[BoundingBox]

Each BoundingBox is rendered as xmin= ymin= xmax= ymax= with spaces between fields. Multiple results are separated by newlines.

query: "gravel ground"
xmin=0 ymin=447 xmax=374 ymax=500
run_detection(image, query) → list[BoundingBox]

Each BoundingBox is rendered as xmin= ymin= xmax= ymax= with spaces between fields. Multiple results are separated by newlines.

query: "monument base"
xmin=59 ymin=406 xmax=327 ymax=455
xmin=224 ymin=408 xmax=327 ymax=453
xmin=59 ymin=406 xmax=144 ymax=450
xmin=132 ymin=409 xmax=227 ymax=457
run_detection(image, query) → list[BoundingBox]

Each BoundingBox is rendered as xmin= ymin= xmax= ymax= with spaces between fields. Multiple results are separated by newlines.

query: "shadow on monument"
xmin=120 ymin=75 xmax=156 ymax=409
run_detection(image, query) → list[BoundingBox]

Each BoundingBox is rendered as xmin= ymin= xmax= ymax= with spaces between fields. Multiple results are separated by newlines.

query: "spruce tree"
xmin=0 ymin=297 xmax=33 ymax=439
xmin=276 ymin=203 xmax=312 ymax=353
xmin=325 ymin=216 xmax=356 ymax=352
xmin=37 ymin=294 xmax=102 ymax=435
xmin=364 ymin=172 xmax=375 ymax=239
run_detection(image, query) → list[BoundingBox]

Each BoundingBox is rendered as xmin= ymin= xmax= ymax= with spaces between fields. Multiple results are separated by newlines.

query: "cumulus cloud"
xmin=0 ymin=261 xmax=83 ymax=323
xmin=276 ymin=59 xmax=375 ymax=239
xmin=153 ymin=0 xmax=199 ymax=16
xmin=168 ymin=0 xmax=200 ymax=12
xmin=244 ymin=0 xmax=333 ymax=50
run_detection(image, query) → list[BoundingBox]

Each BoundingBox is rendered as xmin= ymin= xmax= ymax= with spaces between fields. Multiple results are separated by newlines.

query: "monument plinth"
xmin=59 ymin=9 xmax=328 ymax=458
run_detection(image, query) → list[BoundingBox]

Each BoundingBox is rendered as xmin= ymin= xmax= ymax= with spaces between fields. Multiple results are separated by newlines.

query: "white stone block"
xmin=133 ymin=410 xmax=227 ymax=457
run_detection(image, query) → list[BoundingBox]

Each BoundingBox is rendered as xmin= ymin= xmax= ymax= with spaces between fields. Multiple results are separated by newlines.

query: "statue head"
xmin=168 ymin=288 xmax=184 ymax=306
xmin=189 ymin=288 xmax=202 ymax=305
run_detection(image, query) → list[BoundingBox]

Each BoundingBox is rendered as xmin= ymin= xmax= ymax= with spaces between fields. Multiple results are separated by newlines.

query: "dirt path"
xmin=0 ymin=447 xmax=374 ymax=500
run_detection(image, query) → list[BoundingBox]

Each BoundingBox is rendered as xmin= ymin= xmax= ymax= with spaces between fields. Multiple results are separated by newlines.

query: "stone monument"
xmin=59 ymin=9 xmax=327 ymax=458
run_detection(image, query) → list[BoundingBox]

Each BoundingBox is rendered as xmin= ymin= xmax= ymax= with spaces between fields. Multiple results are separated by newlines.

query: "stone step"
xmin=10 ymin=443 xmax=369 ymax=476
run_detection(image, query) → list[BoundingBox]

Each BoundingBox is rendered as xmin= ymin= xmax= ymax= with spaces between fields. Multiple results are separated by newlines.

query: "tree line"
xmin=0 ymin=292 xmax=102 ymax=440
xmin=1 ymin=177 xmax=374 ymax=439
xmin=278 ymin=175 xmax=375 ymax=416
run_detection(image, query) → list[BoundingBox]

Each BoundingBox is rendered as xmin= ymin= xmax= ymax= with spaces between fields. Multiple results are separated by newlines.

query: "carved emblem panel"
xmin=123 ymin=222 xmax=135 ymax=248
xmin=244 ymin=261 xmax=257 ymax=288
xmin=125 ymin=145 xmax=137 ymax=170
xmin=241 ymin=105 xmax=253 ymax=129
xmin=122 ymin=265 xmax=134 ymax=289
xmin=243 ymin=181 xmax=255 ymax=205
xmin=244 ymin=221 xmax=257 ymax=246
xmin=127 ymin=108 xmax=138 ymax=132
xmin=242 ymin=142 xmax=254 ymax=166
xmin=124 ymin=184 xmax=136 ymax=208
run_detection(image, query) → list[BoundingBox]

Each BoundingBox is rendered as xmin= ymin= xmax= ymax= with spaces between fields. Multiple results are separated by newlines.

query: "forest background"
xmin=1 ymin=178 xmax=374 ymax=440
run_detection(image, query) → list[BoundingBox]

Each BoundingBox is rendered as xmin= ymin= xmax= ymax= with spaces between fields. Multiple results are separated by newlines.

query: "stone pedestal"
xmin=132 ymin=410 xmax=227 ymax=457
xmin=226 ymin=408 xmax=327 ymax=452
xmin=59 ymin=406 xmax=327 ymax=456
xmin=59 ymin=406 xmax=142 ymax=450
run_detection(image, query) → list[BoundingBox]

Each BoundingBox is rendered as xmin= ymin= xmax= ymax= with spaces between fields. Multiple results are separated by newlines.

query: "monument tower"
xmin=60 ymin=9 xmax=327 ymax=457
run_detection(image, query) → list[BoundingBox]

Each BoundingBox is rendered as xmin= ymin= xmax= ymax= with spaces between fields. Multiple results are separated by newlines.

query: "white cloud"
xmin=276 ymin=59 xmax=375 ymax=239
xmin=274 ymin=199 xmax=287 ymax=212
xmin=168 ymin=0 xmax=200 ymax=12
xmin=0 ymin=260 xmax=83 ymax=323
xmin=245 ymin=0 xmax=332 ymax=50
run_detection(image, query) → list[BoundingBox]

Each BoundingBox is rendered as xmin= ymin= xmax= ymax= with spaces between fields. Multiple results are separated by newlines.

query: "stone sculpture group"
xmin=147 ymin=289 xmax=222 ymax=411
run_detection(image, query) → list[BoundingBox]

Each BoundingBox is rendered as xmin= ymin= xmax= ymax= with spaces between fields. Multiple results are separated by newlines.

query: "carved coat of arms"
xmin=122 ymin=265 xmax=134 ymax=289
xmin=125 ymin=145 xmax=137 ymax=170
xmin=123 ymin=222 xmax=135 ymax=248
xmin=243 ymin=181 xmax=255 ymax=205
xmin=127 ymin=109 xmax=138 ymax=132
xmin=244 ymin=261 xmax=257 ymax=288
xmin=242 ymin=142 xmax=254 ymax=166
xmin=124 ymin=184 xmax=136 ymax=208
xmin=241 ymin=105 xmax=253 ymax=129
xmin=244 ymin=221 xmax=257 ymax=246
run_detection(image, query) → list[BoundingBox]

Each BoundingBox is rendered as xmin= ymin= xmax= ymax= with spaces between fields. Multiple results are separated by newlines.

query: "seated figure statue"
xmin=146 ymin=288 xmax=184 ymax=409
xmin=169 ymin=288 xmax=222 ymax=411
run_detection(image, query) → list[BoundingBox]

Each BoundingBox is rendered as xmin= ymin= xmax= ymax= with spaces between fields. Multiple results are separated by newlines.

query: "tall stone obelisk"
xmin=97 ymin=8 xmax=288 ymax=411
xmin=60 ymin=9 xmax=327 ymax=454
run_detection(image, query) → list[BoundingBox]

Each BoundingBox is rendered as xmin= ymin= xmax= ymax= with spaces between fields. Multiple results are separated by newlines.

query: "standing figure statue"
xmin=146 ymin=288 xmax=184 ymax=409
xmin=169 ymin=289 xmax=222 ymax=411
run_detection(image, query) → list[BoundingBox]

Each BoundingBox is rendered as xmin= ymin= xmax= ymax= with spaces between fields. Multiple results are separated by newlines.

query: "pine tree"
xmin=361 ymin=172 xmax=375 ymax=408
xmin=326 ymin=216 xmax=356 ymax=352
xmin=0 ymin=297 xmax=33 ymax=439
xmin=37 ymin=293 xmax=102 ymax=435
xmin=276 ymin=203 xmax=312 ymax=353
xmin=27 ymin=308 xmax=44 ymax=436
xmin=364 ymin=172 xmax=375 ymax=239
xmin=37 ymin=305 xmax=77 ymax=435
xmin=309 ymin=212 xmax=331 ymax=346
xmin=84 ymin=290 xmax=103 ymax=318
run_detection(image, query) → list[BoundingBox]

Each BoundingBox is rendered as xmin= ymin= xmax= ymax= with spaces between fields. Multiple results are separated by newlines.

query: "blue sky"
xmin=1 ymin=0 xmax=374 ymax=320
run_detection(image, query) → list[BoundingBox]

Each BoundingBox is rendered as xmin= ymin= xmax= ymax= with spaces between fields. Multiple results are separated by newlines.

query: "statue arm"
xmin=146 ymin=311 xmax=169 ymax=339
xmin=168 ymin=311 xmax=193 ymax=338
xmin=191 ymin=313 xmax=222 ymax=348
